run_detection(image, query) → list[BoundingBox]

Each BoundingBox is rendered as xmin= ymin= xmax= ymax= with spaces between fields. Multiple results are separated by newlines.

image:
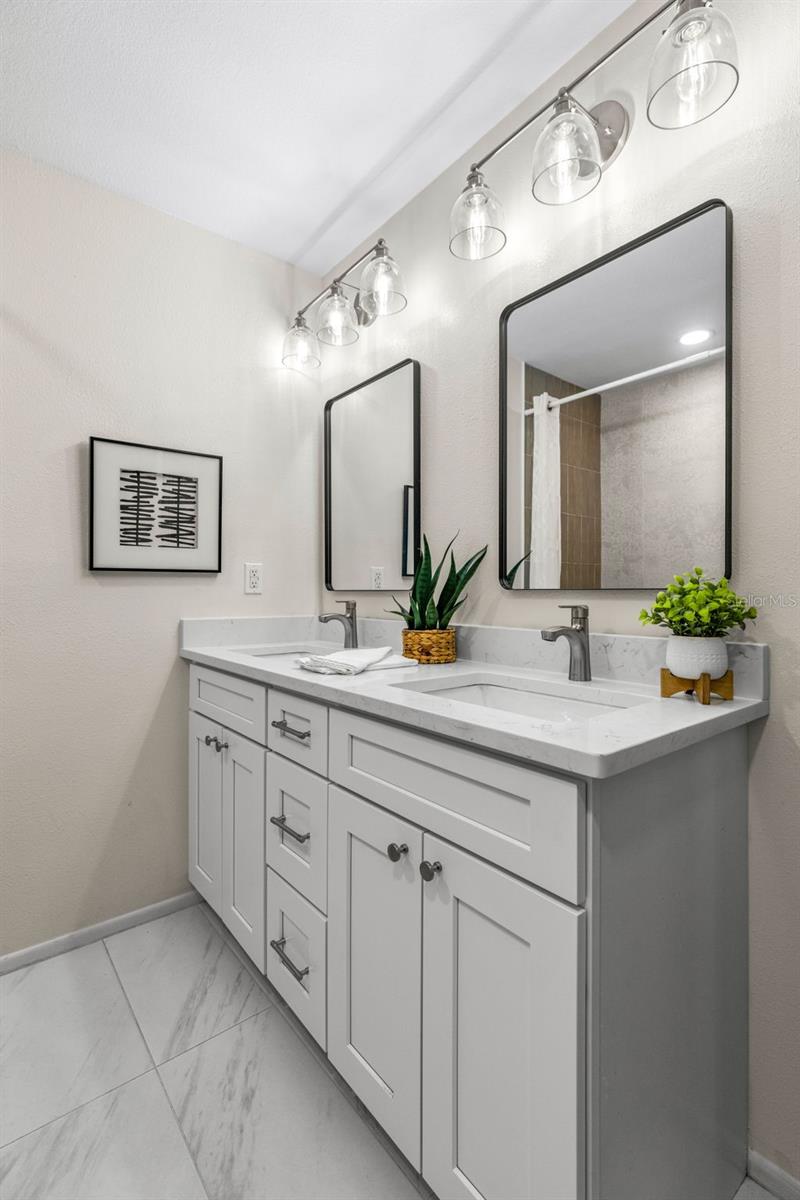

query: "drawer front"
xmin=266 ymin=756 xmax=328 ymax=913
xmin=268 ymin=689 xmax=328 ymax=776
xmin=189 ymin=664 xmax=267 ymax=744
xmin=266 ymin=869 xmax=327 ymax=1049
xmin=329 ymin=710 xmax=584 ymax=905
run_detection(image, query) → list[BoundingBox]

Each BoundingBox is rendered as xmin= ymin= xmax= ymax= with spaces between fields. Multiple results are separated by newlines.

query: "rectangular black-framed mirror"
xmin=324 ymin=358 xmax=420 ymax=591
xmin=499 ymin=199 xmax=732 ymax=591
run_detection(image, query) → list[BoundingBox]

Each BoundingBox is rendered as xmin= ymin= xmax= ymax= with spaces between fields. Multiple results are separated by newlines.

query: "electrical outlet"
xmin=244 ymin=562 xmax=263 ymax=594
xmin=370 ymin=566 xmax=385 ymax=590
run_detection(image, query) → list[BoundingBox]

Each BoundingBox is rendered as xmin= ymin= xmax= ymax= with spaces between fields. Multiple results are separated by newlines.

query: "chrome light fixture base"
xmin=590 ymin=99 xmax=630 ymax=170
xmin=353 ymin=291 xmax=378 ymax=327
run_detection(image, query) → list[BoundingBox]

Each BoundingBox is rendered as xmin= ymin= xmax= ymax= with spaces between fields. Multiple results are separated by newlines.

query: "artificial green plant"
xmin=389 ymin=534 xmax=488 ymax=630
xmin=639 ymin=567 xmax=757 ymax=637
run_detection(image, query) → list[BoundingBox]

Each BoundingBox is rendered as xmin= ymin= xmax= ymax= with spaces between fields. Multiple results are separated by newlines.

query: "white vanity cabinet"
xmin=327 ymin=784 xmax=584 ymax=1196
xmin=186 ymin=656 xmax=748 ymax=1200
xmin=188 ymin=675 xmax=266 ymax=972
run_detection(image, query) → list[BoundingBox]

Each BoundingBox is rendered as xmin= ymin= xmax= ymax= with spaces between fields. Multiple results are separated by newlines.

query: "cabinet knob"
xmin=386 ymin=842 xmax=408 ymax=862
xmin=215 ymin=740 xmax=229 ymax=753
xmin=204 ymin=734 xmax=215 ymax=746
xmin=419 ymin=860 xmax=442 ymax=882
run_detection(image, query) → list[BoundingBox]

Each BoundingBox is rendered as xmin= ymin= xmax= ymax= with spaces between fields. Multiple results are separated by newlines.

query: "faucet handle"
xmin=338 ymin=599 xmax=356 ymax=617
xmin=559 ymin=603 xmax=588 ymax=617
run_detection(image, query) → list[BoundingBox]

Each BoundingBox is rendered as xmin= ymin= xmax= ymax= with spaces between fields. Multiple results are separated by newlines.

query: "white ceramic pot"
xmin=665 ymin=635 xmax=728 ymax=681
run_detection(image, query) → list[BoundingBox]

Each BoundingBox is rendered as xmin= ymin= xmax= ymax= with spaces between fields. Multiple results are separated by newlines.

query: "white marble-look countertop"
xmin=179 ymin=617 xmax=769 ymax=779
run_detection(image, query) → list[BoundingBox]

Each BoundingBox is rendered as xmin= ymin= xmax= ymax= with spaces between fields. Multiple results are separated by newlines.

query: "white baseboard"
xmin=749 ymin=1150 xmax=800 ymax=1200
xmin=0 ymin=890 xmax=200 ymax=976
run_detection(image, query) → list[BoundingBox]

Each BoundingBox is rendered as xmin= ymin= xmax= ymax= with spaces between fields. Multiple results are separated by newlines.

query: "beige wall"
xmin=0 ymin=151 xmax=321 ymax=955
xmin=319 ymin=0 xmax=799 ymax=1176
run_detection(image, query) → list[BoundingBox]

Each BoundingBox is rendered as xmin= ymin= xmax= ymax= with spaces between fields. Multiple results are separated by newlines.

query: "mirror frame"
xmin=324 ymin=357 xmax=421 ymax=592
xmin=498 ymin=198 xmax=733 ymax=591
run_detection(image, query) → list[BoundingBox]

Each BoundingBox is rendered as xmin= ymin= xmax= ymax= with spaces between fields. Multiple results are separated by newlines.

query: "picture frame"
xmin=89 ymin=437 xmax=222 ymax=572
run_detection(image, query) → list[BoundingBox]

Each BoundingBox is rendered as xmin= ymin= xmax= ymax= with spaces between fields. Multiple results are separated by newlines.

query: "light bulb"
xmin=317 ymin=284 xmax=359 ymax=347
xmin=360 ymin=245 xmax=407 ymax=316
xmin=647 ymin=1 xmax=739 ymax=129
xmin=449 ymin=169 xmax=506 ymax=260
xmin=532 ymin=96 xmax=601 ymax=205
xmin=281 ymin=316 xmax=321 ymax=369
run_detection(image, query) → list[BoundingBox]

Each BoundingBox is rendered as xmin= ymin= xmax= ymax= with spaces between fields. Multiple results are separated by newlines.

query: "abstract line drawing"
xmin=157 ymin=473 xmax=198 ymax=549
xmin=118 ymin=469 xmax=198 ymax=550
xmin=119 ymin=469 xmax=158 ymax=546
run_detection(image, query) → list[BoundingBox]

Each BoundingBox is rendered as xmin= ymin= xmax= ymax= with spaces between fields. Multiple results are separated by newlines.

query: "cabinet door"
xmin=188 ymin=712 xmax=223 ymax=912
xmin=422 ymin=835 xmax=585 ymax=1200
xmin=327 ymin=786 xmax=423 ymax=1169
xmin=220 ymin=732 xmax=266 ymax=971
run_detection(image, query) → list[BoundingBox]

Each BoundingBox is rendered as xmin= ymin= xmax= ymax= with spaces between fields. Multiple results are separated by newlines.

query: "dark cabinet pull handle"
xmin=270 ymin=814 xmax=311 ymax=844
xmin=271 ymin=719 xmax=311 ymax=741
xmin=270 ymin=937 xmax=309 ymax=982
xmin=387 ymin=842 xmax=409 ymax=862
xmin=419 ymin=860 xmax=442 ymax=882
xmin=204 ymin=734 xmax=215 ymax=746
xmin=215 ymin=739 xmax=228 ymax=753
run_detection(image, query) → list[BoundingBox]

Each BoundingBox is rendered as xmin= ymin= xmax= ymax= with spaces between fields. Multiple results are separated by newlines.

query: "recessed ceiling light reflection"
xmin=679 ymin=328 xmax=713 ymax=346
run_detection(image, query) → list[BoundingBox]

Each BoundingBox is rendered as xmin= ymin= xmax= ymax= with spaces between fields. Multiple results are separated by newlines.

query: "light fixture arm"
xmin=472 ymin=0 xmax=676 ymax=171
xmin=295 ymin=238 xmax=389 ymax=318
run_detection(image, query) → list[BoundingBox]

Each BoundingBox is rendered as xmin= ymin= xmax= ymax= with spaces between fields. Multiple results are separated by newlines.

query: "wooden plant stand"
xmin=660 ymin=667 xmax=734 ymax=705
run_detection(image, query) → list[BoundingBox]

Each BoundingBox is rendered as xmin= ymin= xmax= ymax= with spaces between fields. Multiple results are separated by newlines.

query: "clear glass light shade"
xmin=359 ymin=249 xmax=407 ymax=317
xmin=317 ymin=285 xmax=359 ymax=346
xmin=449 ymin=172 xmax=506 ymax=260
xmin=282 ymin=317 xmax=321 ymax=369
xmin=647 ymin=3 xmax=739 ymax=129
xmin=532 ymin=103 xmax=602 ymax=205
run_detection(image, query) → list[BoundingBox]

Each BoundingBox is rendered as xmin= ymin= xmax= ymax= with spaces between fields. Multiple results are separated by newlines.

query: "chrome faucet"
xmin=541 ymin=604 xmax=592 ymax=681
xmin=319 ymin=600 xmax=358 ymax=648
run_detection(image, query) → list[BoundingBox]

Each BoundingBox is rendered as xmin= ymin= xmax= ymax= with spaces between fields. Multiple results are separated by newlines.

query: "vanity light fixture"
xmin=281 ymin=315 xmax=321 ymax=369
xmin=447 ymin=0 xmax=738 ymax=254
xmin=531 ymin=89 xmax=628 ymax=205
xmin=282 ymin=238 xmax=406 ymax=368
xmin=359 ymin=242 xmax=407 ymax=316
xmin=449 ymin=167 xmax=506 ymax=260
xmin=317 ymin=282 xmax=359 ymax=347
xmin=679 ymin=327 xmax=713 ymax=346
xmin=647 ymin=0 xmax=739 ymax=130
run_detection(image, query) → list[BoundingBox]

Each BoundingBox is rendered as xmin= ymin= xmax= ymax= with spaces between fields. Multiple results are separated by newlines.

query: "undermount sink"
xmin=392 ymin=671 xmax=650 ymax=724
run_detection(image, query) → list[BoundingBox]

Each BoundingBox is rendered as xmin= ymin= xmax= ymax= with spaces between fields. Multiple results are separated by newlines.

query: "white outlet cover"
xmin=244 ymin=562 xmax=263 ymax=594
xmin=370 ymin=566 xmax=384 ymax=590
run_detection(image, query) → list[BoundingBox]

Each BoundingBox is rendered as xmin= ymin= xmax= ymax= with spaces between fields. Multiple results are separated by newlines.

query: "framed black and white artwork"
xmin=89 ymin=437 xmax=222 ymax=572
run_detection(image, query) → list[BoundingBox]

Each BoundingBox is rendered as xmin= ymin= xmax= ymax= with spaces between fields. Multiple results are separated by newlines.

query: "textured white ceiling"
xmin=1 ymin=0 xmax=634 ymax=274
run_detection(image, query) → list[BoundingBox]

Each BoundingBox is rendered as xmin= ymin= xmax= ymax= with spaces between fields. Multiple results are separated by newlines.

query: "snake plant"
xmin=388 ymin=534 xmax=488 ymax=630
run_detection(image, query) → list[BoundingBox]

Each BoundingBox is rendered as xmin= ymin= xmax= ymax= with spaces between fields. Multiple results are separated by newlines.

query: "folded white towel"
xmin=296 ymin=646 xmax=415 ymax=676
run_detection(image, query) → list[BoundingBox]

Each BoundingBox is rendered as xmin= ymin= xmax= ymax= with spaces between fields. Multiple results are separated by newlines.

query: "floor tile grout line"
xmin=105 ymin=904 xmax=271 ymax=1065
xmin=0 ymin=1067 xmax=156 ymax=1153
xmin=152 ymin=1066 xmax=211 ymax=1200
xmin=100 ymin=939 xmax=157 ymax=1070
xmin=198 ymin=902 xmax=431 ymax=1197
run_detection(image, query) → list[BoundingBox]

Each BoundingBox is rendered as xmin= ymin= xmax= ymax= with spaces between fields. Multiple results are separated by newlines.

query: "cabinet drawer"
xmin=329 ymin=710 xmax=585 ymax=904
xmin=268 ymin=689 xmax=328 ymax=776
xmin=189 ymin=664 xmax=267 ymax=744
xmin=266 ymin=756 xmax=328 ymax=913
xmin=266 ymin=869 xmax=327 ymax=1049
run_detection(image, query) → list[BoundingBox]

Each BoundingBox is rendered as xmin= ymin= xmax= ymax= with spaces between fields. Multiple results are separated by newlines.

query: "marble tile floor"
xmin=0 ymin=901 xmax=779 ymax=1200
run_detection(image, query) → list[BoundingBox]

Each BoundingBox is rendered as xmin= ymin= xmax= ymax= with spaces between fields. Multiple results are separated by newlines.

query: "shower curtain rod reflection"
xmin=521 ymin=347 xmax=726 ymax=414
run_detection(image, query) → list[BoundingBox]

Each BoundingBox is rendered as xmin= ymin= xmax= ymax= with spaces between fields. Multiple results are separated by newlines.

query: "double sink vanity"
xmin=180 ymin=613 xmax=768 ymax=1200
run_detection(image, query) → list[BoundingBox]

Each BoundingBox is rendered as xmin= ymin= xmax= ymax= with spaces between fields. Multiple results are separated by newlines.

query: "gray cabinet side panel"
xmin=588 ymin=726 xmax=748 ymax=1200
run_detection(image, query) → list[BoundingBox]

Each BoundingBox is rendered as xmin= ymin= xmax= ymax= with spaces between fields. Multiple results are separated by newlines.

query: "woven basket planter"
xmin=402 ymin=627 xmax=457 ymax=665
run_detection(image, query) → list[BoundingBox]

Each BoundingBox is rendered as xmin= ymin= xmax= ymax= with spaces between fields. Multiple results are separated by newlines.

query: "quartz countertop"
xmin=179 ymin=618 xmax=768 ymax=779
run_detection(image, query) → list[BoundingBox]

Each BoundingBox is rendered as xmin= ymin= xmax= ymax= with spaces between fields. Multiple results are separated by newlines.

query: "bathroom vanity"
xmin=180 ymin=617 xmax=768 ymax=1200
